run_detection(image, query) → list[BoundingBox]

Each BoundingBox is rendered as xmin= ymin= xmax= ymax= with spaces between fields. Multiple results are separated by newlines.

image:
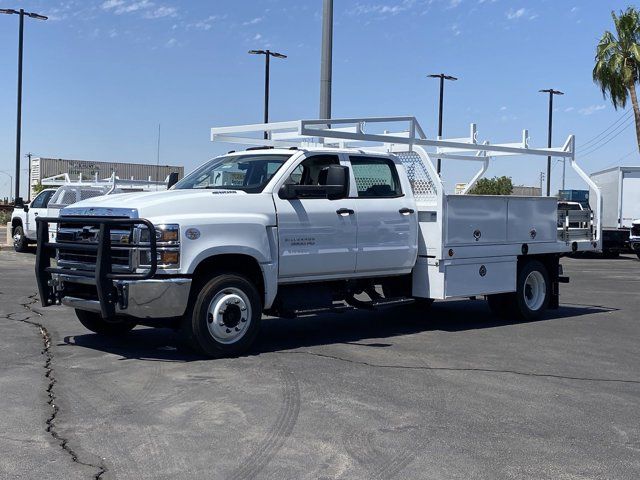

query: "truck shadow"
xmin=63 ymin=300 xmax=616 ymax=362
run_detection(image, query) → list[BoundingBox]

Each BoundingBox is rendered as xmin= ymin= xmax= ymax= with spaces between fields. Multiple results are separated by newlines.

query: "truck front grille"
xmin=56 ymin=218 xmax=135 ymax=273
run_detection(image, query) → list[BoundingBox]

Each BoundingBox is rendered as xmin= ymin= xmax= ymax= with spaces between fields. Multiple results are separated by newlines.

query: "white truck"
xmin=11 ymin=188 xmax=57 ymax=252
xmin=35 ymin=117 xmax=601 ymax=358
xmin=590 ymin=166 xmax=640 ymax=256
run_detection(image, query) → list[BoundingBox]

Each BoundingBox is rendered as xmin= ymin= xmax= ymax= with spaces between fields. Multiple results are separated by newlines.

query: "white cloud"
xmin=500 ymin=106 xmax=507 ymax=111
xmin=350 ymin=0 xmax=416 ymax=16
xmin=165 ymin=37 xmax=177 ymax=47
xmin=144 ymin=6 xmax=177 ymax=19
xmin=450 ymin=23 xmax=461 ymax=36
xmin=506 ymin=8 xmax=526 ymax=20
xmin=564 ymin=107 xmax=575 ymax=113
xmin=253 ymin=33 xmax=262 ymax=41
xmin=579 ymin=104 xmax=606 ymax=116
xmin=448 ymin=0 xmax=462 ymax=8
xmin=102 ymin=0 xmax=177 ymax=18
xmin=242 ymin=17 xmax=263 ymax=26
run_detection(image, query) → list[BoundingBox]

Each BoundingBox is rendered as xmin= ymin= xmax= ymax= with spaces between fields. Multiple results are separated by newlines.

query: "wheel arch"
xmin=189 ymin=253 xmax=276 ymax=310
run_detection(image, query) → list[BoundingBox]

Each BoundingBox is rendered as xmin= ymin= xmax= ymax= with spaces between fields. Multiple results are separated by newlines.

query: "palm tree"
xmin=593 ymin=7 xmax=640 ymax=152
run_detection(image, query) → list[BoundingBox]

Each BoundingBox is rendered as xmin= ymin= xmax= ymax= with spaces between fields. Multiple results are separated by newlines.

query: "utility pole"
xmin=539 ymin=171 xmax=545 ymax=195
xmin=319 ymin=0 xmax=333 ymax=120
xmin=1 ymin=8 xmax=48 ymax=201
xmin=428 ymin=73 xmax=458 ymax=175
xmin=539 ymin=88 xmax=564 ymax=196
xmin=248 ymin=49 xmax=287 ymax=139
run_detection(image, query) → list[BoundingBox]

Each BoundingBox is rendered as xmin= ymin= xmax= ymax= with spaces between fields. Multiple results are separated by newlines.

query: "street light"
xmin=248 ymin=49 xmax=287 ymax=140
xmin=539 ymin=88 xmax=564 ymax=196
xmin=428 ymin=73 xmax=458 ymax=175
xmin=1 ymin=8 xmax=48 ymax=202
xmin=0 ymin=171 xmax=14 ymax=201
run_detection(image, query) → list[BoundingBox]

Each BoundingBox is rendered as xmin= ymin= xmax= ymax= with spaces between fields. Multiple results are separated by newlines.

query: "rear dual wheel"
xmin=487 ymin=260 xmax=550 ymax=321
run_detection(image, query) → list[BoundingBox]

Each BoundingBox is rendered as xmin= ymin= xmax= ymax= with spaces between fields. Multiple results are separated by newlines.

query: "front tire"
xmin=13 ymin=225 xmax=29 ymax=252
xmin=183 ymin=273 xmax=262 ymax=358
xmin=75 ymin=309 xmax=136 ymax=336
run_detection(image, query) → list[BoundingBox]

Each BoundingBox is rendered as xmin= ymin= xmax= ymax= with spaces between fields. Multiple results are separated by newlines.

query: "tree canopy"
xmin=468 ymin=176 xmax=513 ymax=196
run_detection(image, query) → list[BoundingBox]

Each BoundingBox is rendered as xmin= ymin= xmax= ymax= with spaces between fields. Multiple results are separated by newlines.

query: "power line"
xmin=578 ymin=110 xmax=633 ymax=150
xmin=577 ymin=115 xmax=634 ymax=155
xmin=577 ymin=114 xmax=634 ymax=153
xmin=579 ymin=120 xmax=634 ymax=158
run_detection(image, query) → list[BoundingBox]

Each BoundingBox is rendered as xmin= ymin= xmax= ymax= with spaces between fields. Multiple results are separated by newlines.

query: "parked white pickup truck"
xmin=11 ymin=188 xmax=57 ymax=252
xmin=35 ymin=117 xmax=602 ymax=358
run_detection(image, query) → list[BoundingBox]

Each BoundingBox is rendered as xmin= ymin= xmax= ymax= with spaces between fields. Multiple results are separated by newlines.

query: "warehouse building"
xmin=29 ymin=157 xmax=184 ymax=198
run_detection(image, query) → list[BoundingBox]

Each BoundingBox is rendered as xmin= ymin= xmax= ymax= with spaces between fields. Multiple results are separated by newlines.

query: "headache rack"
xmin=211 ymin=116 xmax=603 ymax=244
xmin=35 ymin=216 xmax=158 ymax=318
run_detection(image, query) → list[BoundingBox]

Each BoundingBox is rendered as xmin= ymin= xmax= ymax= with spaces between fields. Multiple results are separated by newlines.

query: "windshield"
xmin=173 ymin=153 xmax=292 ymax=193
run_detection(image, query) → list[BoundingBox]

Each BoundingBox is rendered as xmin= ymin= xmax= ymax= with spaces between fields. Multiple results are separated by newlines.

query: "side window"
xmin=286 ymin=155 xmax=340 ymax=186
xmin=350 ymin=157 xmax=402 ymax=198
xmin=31 ymin=190 xmax=54 ymax=208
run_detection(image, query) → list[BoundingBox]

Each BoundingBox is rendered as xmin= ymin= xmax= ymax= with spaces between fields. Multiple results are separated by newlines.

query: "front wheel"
xmin=183 ymin=273 xmax=262 ymax=358
xmin=75 ymin=309 xmax=136 ymax=336
xmin=13 ymin=225 xmax=29 ymax=252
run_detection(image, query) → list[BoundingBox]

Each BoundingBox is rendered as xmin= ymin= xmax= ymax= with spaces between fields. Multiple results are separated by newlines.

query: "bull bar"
xmin=35 ymin=216 xmax=158 ymax=319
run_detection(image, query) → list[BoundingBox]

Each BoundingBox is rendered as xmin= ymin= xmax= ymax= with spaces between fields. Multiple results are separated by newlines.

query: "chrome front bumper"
xmin=58 ymin=276 xmax=192 ymax=319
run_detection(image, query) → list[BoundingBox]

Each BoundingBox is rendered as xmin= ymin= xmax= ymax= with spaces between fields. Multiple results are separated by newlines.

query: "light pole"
xmin=248 ymin=49 xmax=287 ymax=140
xmin=1 ymin=8 xmax=47 ymax=202
xmin=428 ymin=73 xmax=458 ymax=175
xmin=319 ymin=0 xmax=333 ymax=120
xmin=539 ymin=88 xmax=564 ymax=196
xmin=0 ymin=171 xmax=14 ymax=202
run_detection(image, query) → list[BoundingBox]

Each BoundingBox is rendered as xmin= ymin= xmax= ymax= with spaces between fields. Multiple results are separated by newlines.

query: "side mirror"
xmin=23 ymin=205 xmax=29 ymax=213
xmin=278 ymin=165 xmax=350 ymax=200
xmin=167 ymin=172 xmax=179 ymax=189
xmin=14 ymin=197 xmax=24 ymax=208
xmin=278 ymin=183 xmax=297 ymax=200
xmin=320 ymin=165 xmax=349 ymax=200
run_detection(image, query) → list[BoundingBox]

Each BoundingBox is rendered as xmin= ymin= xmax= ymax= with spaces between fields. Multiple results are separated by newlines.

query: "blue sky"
xmin=0 ymin=0 xmax=638 ymax=198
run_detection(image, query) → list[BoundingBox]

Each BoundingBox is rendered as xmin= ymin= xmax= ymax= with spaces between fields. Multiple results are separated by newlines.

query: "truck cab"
xmin=11 ymin=188 xmax=57 ymax=252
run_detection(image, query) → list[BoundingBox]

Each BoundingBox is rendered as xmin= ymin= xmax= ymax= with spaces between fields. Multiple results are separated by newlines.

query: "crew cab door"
xmin=348 ymin=155 xmax=418 ymax=274
xmin=25 ymin=190 xmax=55 ymax=238
xmin=273 ymin=154 xmax=357 ymax=279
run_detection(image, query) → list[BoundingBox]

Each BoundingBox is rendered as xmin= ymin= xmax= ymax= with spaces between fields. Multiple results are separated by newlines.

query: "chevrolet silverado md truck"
xmin=35 ymin=117 xmax=601 ymax=358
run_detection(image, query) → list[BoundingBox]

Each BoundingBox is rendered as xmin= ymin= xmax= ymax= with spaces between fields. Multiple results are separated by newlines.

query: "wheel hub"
xmin=206 ymin=289 xmax=251 ymax=344
xmin=523 ymin=270 xmax=545 ymax=311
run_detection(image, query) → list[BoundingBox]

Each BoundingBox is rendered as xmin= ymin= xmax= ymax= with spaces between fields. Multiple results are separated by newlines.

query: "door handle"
xmin=336 ymin=208 xmax=355 ymax=216
xmin=399 ymin=208 xmax=415 ymax=215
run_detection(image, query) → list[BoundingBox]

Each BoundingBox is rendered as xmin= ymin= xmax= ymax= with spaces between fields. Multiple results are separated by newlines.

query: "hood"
xmin=61 ymin=189 xmax=276 ymax=224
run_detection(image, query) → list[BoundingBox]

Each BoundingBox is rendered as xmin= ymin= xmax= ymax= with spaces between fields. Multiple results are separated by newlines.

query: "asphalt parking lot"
xmin=1 ymin=250 xmax=639 ymax=480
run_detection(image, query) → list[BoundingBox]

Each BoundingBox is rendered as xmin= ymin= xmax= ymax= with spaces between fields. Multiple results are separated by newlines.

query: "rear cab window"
xmin=349 ymin=156 xmax=402 ymax=198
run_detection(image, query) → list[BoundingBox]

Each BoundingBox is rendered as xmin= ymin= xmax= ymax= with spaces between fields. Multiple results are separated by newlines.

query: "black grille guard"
xmin=35 ymin=216 xmax=158 ymax=318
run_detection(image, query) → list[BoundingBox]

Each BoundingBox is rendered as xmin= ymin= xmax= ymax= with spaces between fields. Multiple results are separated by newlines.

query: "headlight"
xmin=139 ymin=224 xmax=180 ymax=245
xmin=137 ymin=224 xmax=180 ymax=269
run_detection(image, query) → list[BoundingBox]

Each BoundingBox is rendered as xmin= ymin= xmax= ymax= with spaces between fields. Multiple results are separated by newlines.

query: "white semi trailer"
xmin=590 ymin=166 xmax=640 ymax=256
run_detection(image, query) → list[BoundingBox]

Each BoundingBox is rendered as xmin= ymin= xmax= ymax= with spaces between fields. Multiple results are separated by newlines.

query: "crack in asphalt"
xmin=2 ymin=293 xmax=108 ymax=479
xmin=281 ymin=350 xmax=640 ymax=385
